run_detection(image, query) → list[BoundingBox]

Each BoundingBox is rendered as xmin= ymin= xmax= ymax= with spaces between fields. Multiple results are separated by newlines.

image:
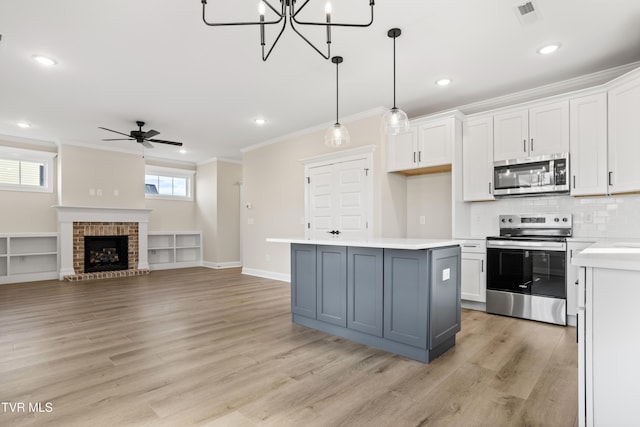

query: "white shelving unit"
xmin=148 ymin=231 xmax=202 ymax=270
xmin=0 ymin=233 xmax=59 ymax=284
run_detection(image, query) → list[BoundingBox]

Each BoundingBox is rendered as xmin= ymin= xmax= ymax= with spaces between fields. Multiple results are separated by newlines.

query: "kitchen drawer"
xmin=458 ymin=239 xmax=486 ymax=253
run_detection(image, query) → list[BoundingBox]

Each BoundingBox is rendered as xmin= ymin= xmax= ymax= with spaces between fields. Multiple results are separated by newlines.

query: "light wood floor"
xmin=0 ymin=268 xmax=578 ymax=427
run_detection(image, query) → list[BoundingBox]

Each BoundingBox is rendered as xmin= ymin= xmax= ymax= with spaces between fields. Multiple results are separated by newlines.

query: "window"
xmin=145 ymin=165 xmax=194 ymax=200
xmin=0 ymin=146 xmax=56 ymax=193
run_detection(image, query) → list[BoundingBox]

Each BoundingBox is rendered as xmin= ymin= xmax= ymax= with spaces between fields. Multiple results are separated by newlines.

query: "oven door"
xmin=486 ymin=240 xmax=567 ymax=298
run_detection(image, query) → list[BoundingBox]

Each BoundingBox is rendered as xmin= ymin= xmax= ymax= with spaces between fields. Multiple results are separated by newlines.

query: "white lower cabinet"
xmin=566 ymin=241 xmax=593 ymax=322
xmin=460 ymin=240 xmax=486 ymax=303
xmin=579 ymin=266 xmax=640 ymax=426
xmin=0 ymin=234 xmax=58 ymax=284
xmin=148 ymin=232 xmax=202 ymax=270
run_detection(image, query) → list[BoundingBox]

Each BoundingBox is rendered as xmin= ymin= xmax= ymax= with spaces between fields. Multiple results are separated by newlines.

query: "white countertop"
xmin=572 ymin=239 xmax=640 ymax=271
xmin=266 ymin=237 xmax=459 ymax=250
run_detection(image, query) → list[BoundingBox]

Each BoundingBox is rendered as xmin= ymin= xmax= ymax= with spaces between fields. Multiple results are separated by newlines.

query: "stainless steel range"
xmin=486 ymin=213 xmax=572 ymax=325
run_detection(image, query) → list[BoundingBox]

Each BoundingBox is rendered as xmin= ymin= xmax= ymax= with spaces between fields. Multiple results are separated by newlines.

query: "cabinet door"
xmin=291 ymin=244 xmax=317 ymax=319
xmin=316 ymin=245 xmax=347 ymax=327
xmin=570 ymin=94 xmax=608 ymax=196
xmin=461 ymin=252 xmax=486 ymax=302
xmin=493 ymin=109 xmax=529 ymax=161
xmin=383 ymin=249 xmax=428 ymax=348
xmin=608 ymin=76 xmax=640 ymax=194
xmin=463 ymin=116 xmax=495 ymax=201
xmin=566 ymin=242 xmax=592 ymax=317
xmin=529 ymin=101 xmax=569 ymax=156
xmin=417 ymin=119 xmax=452 ymax=167
xmin=347 ymin=247 xmax=383 ymax=337
xmin=429 ymin=246 xmax=461 ymax=350
xmin=386 ymin=127 xmax=418 ymax=172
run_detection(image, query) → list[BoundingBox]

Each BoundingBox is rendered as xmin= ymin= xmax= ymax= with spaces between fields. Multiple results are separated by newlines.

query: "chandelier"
xmin=201 ymin=0 xmax=376 ymax=61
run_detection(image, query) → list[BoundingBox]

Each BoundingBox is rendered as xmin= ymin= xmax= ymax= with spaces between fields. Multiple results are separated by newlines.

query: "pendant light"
xmin=325 ymin=56 xmax=350 ymax=147
xmin=382 ymin=28 xmax=410 ymax=135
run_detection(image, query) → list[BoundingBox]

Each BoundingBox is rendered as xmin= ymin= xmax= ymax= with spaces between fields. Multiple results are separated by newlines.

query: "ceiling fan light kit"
xmin=200 ymin=0 xmax=375 ymax=61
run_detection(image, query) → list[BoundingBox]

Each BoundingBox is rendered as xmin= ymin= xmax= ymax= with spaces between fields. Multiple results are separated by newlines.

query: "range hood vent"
xmin=514 ymin=0 xmax=540 ymax=25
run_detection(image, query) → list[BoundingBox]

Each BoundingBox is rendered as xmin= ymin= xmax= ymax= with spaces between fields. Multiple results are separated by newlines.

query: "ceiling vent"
xmin=514 ymin=0 xmax=541 ymax=25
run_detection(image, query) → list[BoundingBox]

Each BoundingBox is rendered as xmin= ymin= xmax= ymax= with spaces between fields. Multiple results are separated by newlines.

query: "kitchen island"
xmin=267 ymin=238 xmax=461 ymax=363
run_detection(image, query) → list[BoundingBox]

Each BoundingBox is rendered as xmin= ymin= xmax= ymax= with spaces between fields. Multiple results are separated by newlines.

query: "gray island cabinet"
xmin=276 ymin=238 xmax=461 ymax=363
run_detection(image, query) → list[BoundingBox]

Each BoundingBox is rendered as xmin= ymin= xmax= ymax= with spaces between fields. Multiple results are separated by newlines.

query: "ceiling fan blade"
xmin=142 ymin=141 xmax=154 ymax=149
xmin=98 ymin=126 xmax=132 ymax=137
xmin=143 ymin=129 xmax=160 ymax=138
xmin=147 ymin=138 xmax=183 ymax=147
xmin=102 ymin=138 xmax=134 ymax=141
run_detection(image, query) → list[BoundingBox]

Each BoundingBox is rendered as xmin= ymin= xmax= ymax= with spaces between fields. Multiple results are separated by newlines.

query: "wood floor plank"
xmin=0 ymin=267 xmax=578 ymax=426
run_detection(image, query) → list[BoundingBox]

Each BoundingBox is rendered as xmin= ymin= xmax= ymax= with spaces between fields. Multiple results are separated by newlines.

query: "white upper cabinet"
xmin=416 ymin=119 xmax=452 ymax=167
xmin=387 ymin=113 xmax=459 ymax=174
xmin=570 ymin=93 xmax=608 ymax=196
xmin=608 ymin=72 xmax=640 ymax=194
xmin=386 ymin=127 xmax=418 ymax=172
xmin=462 ymin=115 xmax=494 ymax=201
xmin=493 ymin=109 xmax=528 ymax=161
xmin=493 ymin=101 xmax=569 ymax=161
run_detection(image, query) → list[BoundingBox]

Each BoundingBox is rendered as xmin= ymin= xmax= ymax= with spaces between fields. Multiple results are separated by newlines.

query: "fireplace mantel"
xmin=54 ymin=206 xmax=152 ymax=280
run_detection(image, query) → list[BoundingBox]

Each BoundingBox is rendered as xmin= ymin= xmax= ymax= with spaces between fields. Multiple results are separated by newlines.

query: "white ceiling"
xmin=1 ymin=0 xmax=640 ymax=164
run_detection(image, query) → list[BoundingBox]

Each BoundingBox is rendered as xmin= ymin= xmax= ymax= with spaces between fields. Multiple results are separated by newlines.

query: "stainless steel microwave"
xmin=493 ymin=153 xmax=569 ymax=197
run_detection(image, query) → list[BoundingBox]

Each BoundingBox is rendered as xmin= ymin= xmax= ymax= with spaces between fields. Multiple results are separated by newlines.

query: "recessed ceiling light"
xmin=254 ymin=118 xmax=266 ymax=125
xmin=32 ymin=54 xmax=57 ymax=66
xmin=435 ymin=78 xmax=452 ymax=87
xmin=179 ymin=148 xmax=187 ymax=154
xmin=537 ymin=44 xmax=560 ymax=55
xmin=17 ymin=122 xmax=31 ymax=128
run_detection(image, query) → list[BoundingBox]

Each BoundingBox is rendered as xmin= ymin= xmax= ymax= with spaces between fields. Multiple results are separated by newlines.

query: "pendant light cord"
xmin=336 ymin=58 xmax=340 ymax=124
xmin=392 ymin=34 xmax=397 ymax=109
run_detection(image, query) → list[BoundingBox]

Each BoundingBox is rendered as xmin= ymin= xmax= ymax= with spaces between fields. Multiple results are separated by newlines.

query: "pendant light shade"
xmin=325 ymin=56 xmax=351 ymax=147
xmin=324 ymin=122 xmax=351 ymax=148
xmin=382 ymin=28 xmax=410 ymax=135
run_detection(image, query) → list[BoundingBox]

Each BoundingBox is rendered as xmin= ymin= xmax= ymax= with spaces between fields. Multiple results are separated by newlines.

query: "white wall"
xmin=196 ymin=159 xmax=242 ymax=266
xmin=406 ymin=172 xmax=452 ymax=239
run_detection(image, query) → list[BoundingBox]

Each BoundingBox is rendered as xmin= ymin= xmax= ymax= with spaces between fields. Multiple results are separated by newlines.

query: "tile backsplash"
xmin=469 ymin=193 xmax=640 ymax=238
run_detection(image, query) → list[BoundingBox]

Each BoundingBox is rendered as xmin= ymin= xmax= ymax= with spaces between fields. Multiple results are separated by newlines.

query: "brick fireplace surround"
xmin=54 ymin=206 xmax=151 ymax=281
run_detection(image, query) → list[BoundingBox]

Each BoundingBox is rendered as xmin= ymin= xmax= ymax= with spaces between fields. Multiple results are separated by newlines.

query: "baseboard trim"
xmin=202 ymin=261 xmax=242 ymax=270
xmin=461 ymin=300 xmax=486 ymax=311
xmin=241 ymin=268 xmax=290 ymax=283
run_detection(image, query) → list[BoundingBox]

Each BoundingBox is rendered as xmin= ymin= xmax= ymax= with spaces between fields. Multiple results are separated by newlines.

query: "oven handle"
xmin=486 ymin=240 xmax=566 ymax=251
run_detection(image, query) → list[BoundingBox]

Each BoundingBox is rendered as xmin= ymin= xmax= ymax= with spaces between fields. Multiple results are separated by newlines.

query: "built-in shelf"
xmin=0 ymin=233 xmax=59 ymax=284
xmin=148 ymin=232 xmax=202 ymax=270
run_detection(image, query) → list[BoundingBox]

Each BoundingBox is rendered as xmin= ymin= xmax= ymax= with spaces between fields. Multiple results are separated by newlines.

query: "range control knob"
xmin=508 ymin=218 xmax=513 ymax=223
xmin=554 ymin=217 xmax=560 ymax=222
xmin=562 ymin=217 xmax=568 ymax=222
xmin=501 ymin=218 xmax=506 ymax=223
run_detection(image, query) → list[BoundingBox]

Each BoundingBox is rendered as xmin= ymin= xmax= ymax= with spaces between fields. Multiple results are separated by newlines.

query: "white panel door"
xmin=493 ymin=109 xmax=529 ymax=161
xmin=308 ymin=158 xmax=370 ymax=240
xmin=529 ymin=101 xmax=569 ymax=156
xmin=309 ymin=164 xmax=334 ymax=236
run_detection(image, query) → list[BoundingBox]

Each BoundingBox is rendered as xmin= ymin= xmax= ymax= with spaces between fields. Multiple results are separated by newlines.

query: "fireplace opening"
xmin=84 ymin=235 xmax=129 ymax=273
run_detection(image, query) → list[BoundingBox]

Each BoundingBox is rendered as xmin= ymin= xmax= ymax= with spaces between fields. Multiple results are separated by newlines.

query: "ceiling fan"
xmin=98 ymin=121 xmax=183 ymax=148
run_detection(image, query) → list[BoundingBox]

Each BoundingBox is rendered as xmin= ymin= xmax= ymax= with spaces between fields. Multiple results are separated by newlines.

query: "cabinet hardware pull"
xmin=418 ymin=151 xmax=422 ymax=163
xmin=488 ymin=182 xmax=491 ymax=194
xmin=608 ymin=171 xmax=613 ymax=186
xmin=413 ymin=152 xmax=416 ymax=163
xmin=530 ymin=138 xmax=534 ymax=152
xmin=573 ymin=176 xmax=576 ymax=189
xmin=523 ymin=139 xmax=527 ymax=152
xmin=481 ymin=260 xmax=484 ymax=272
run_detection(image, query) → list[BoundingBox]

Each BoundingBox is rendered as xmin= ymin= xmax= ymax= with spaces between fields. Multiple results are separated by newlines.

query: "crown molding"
xmin=457 ymin=61 xmax=640 ymax=115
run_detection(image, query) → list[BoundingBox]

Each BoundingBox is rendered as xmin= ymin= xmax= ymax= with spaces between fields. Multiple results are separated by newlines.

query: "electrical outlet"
xmin=584 ymin=212 xmax=593 ymax=223
xmin=419 ymin=215 xmax=426 ymax=225
xmin=247 ymin=218 xmax=255 ymax=225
